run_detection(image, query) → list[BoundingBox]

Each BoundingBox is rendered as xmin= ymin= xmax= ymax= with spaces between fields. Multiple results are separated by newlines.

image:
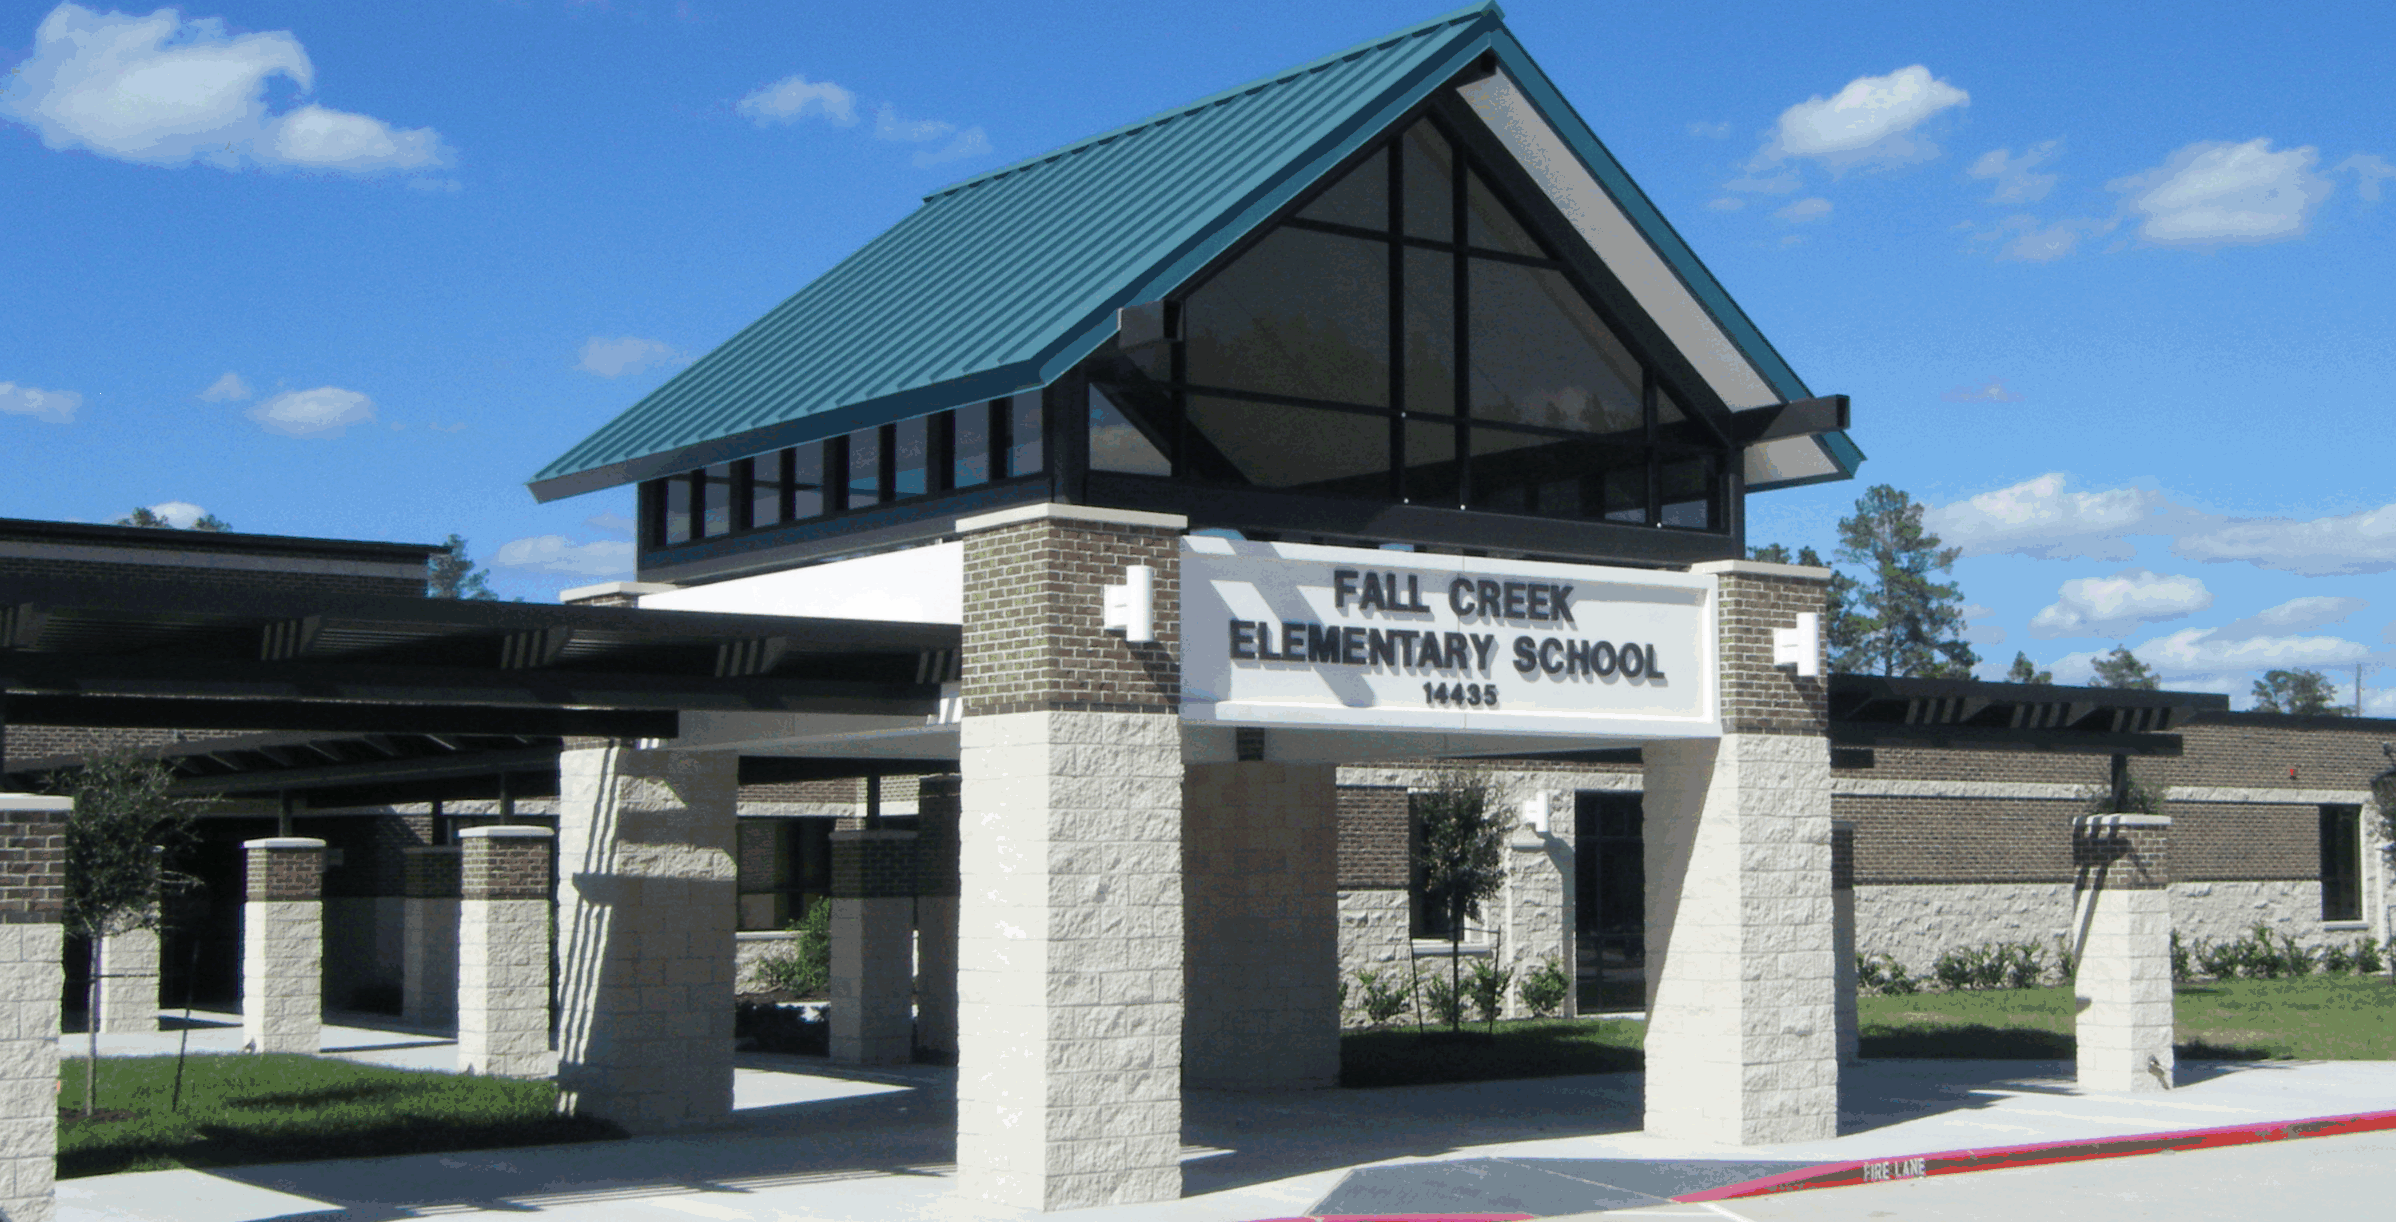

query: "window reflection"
xmin=955 ymin=405 xmax=991 ymax=487
xmin=1466 ymin=170 xmax=1545 ymax=256
xmin=1296 ymin=148 xmax=1388 ymax=230
xmin=1089 ymin=385 xmax=1171 ymax=476
xmin=701 ymin=463 xmax=735 ymax=536
xmin=791 ymin=445 xmax=824 ymax=519
xmin=1401 ymin=120 xmax=1454 ymax=241
xmin=1006 ymin=395 xmax=1043 ymax=477
xmin=1185 ymin=227 xmax=1389 ymax=408
xmin=750 ymin=453 xmax=786 ymax=528
xmin=845 ymin=429 xmax=881 ymax=509
xmin=893 ymin=416 xmax=929 ymax=499
xmin=664 ymin=474 xmax=693 ymax=543
xmin=1186 ymin=396 xmax=1388 ymax=496
xmin=1402 ymin=247 xmax=1454 ymax=415
xmin=1467 ymin=261 xmax=1643 ymax=435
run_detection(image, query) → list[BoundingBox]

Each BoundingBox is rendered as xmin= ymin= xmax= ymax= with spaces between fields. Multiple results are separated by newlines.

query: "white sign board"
xmin=1180 ymin=537 xmax=1718 ymax=738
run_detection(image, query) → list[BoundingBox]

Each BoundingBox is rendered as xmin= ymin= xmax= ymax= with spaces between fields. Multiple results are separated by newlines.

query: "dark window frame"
xmin=2321 ymin=804 xmax=2363 ymax=922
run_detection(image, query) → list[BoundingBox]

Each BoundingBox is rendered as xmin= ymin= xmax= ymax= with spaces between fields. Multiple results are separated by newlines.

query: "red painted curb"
xmin=1673 ymin=1107 xmax=2396 ymax=1202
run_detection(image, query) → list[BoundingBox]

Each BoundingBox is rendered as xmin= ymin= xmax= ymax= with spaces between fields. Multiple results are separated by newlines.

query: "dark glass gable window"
xmin=642 ymin=395 xmax=1043 ymax=549
xmin=1092 ymin=114 xmax=1729 ymax=532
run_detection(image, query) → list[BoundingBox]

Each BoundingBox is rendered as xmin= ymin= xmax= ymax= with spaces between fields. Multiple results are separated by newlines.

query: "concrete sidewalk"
xmin=54 ymin=1050 xmax=2396 ymax=1222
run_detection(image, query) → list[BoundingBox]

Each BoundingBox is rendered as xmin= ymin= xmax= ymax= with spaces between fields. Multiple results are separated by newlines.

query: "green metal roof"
xmin=530 ymin=2 xmax=1858 ymax=501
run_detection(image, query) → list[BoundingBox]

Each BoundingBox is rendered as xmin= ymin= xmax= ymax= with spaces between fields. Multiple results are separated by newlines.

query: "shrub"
xmin=1931 ymin=942 xmax=2043 ymax=991
xmin=2001 ymin=941 xmax=2046 ymax=989
xmin=1465 ymin=958 xmax=1513 ymax=1027
xmin=1354 ymin=967 xmax=1411 ymax=1027
xmin=2321 ymin=942 xmax=2355 ymax=974
xmin=2195 ymin=936 xmax=2245 ymax=981
xmin=2357 ymin=937 xmax=2386 ymax=975
xmin=2277 ymin=933 xmax=2315 ymax=977
xmin=1419 ymin=969 xmax=1467 ymax=1028
xmin=1518 ymin=958 xmax=1571 ymax=1019
xmin=1857 ymin=953 xmax=1918 ymax=995
xmin=2170 ymin=931 xmax=2194 ymax=983
xmin=752 ymin=899 xmax=831 ymax=998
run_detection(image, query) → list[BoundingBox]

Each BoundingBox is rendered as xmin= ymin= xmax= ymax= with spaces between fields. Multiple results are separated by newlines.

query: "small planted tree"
xmin=1413 ymin=767 xmax=1511 ymax=1032
xmin=62 ymin=753 xmax=204 ymax=1117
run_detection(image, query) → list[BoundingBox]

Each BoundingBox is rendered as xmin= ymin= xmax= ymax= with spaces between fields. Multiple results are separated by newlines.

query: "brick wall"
xmin=829 ymin=831 xmax=918 ymax=899
xmin=0 ymin=803 xmax=66 ymax=923
xmin=245 ymin=841 xmax=324 ymax=901
xmin=1336 ymin=785 xmax=1409 ymax=890
xmin=2170 ymin=801 xmax=2319 ymax=881
xmin=961 ymin=514 xmax=1180 ymax=715
xmin=403 ymin=846 xmax=461 ymax=899
xmin=2074 ymin=817 xmax=2170 ymax=890
xmin=1706 ymin=565 xmax=1829 ymax=736
xmin=1847 ymin=747 xmax=2110 ymax=786
xmin=462 ymin=834 xmax=551 ymax=901
xmin=1835 ymin=795 xmax=2078 ymax=884
xmin=2153 ymin=717 xmax=2396 ymax=790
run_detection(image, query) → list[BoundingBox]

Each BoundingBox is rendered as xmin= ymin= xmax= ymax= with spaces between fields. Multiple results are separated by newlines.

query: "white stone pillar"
xmin=2072 ymin=813 xmax=2174 ymax=1093
xmin=1831 ymin=820 xmax=1859 ymax=1065
xmin=401 ymin=846 xmax=460 ymax=1029
xmin=830 ymin=829 xmax=917 ymax=1065
xmin=955 ymin=502 xmax=1188 ymax=1211
xmin=0 ymin=794 xmax=68 ymax=1222
xmin=1499 ymin=789 xmax=1574 ymax=1020
xmin=242 ymin=837 xmax=324 ymax=1055
xmin=97 ymin=924 xmax=160 ymax=1034
xmin=914 ymin=775 xmax=961 ymax=1060
xmin=1182 ymin=761 xmax=1339 ymax=1089
xmin=458 ymin=826 xmax=554 ymax=1079
xmin=555 ymin=742 xmax=738 ymax=1131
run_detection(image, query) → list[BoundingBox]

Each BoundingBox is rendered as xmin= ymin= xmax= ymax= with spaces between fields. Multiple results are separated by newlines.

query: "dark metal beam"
xmin=162 ymin=746 xmax=564 ymax=796
xmin=0 ymin=693 xmax=676 ymax=737
xmin=1829 ymin=723 xmax=2184 ymax=757
xmin=1725 ymin=396 xmax=1851 ymax=447
xmin=738 ymin=756 xmax=957 ymax=785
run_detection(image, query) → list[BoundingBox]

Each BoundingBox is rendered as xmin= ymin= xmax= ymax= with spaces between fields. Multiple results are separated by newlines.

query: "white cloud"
xmin=2210 ymin=596 xmax=2366 ymax=642
xmin=2136 ymin=625 xmax=2368 ymax=677
xmin=736 ymin=73 xmax=857 ymax=127
xmin=1705 ymin=197 xmax=1744 ymax=212
xmin=491 ymin=535 xmax=636 ymax=577
xmin=2109 ymin=139 xmax=2332 ymax=246
xmin=1961 ymin=603 xmax=2005 ymax=647
xmin=0 ymin=5 xmax=447 ymax=174
xmin=912 ymin=126 xmax=991 ymax=168
xmin=576 ymin=335 xmax=684 ymax=378
xmin=2029 ymin=568 xmax=2212 ymax=639
xmin=2335 ymin=153 xmax=2394 ymax=202
xmin=145 ymin=500 xmax=209 ymax=528
xmin=1942 ymin=377 xmax=2021 ymax=403
xmin=1967 ymin=140 xmax=2062 ymax=204
xmin=2172 ymin=502 xmax=2396 ymax=576
xmin=1687 ymin=120 xmax=1731 ymax=139
xmin=869 ymin=104 xmax=990 ymax=168
xmin=1775 ymin=196 xmax=1832 ymax=223
xmin=197 ymin=371 xmax=251 ymax=402
xmin=1965 ymin=212 xmax=2115 ymax=262
xmin=248 ymin=386 xmax=374 ymax=437
xmin=1926 ymin=473 xmax=2174 ymax=561
xmin=585 ymin=512 xmax=637 ymax=538
xmin=1756 ymin=65 xmax=1968 ymax=171
xmin=0 ymin=380 xmax=83 ymax=423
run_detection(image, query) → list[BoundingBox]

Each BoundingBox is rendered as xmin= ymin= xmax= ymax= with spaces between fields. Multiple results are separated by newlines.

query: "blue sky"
xmin=4 ymin=1 xmax=2391 ymax=710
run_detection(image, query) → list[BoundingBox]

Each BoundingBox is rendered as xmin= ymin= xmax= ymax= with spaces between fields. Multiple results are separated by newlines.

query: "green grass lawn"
xmin=1859 ymin=975 xmax=2396 ymax=1061
xmin=1341 ymin=1018 xmax=1644 ymax=1088
xmin=57 ymin=1054 xmax=621 ymax=1178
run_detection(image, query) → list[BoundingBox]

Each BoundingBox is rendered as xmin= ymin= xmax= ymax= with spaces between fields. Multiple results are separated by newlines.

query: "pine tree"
xmin=2089 ymin=646 xmax=2159 ymax=690
xmin=427 ymin=534 xmax=497 ymax=600
xmin=2006 ymin=652 xmax=2053 ymax=685
xmin=1832 ymin=485 xmax=1977 ymax=678
xmin=2250 ymin=668 xmax=2346 ymax=715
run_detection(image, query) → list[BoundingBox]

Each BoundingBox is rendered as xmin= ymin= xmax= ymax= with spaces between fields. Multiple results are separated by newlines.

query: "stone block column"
xmin=555 ymin=742 xmax=738 ymax=1131
xmin=243 ymin=837 xmax=325 ymax=1055
xmin=830 ymin=829 xmax=918 ymax=1064
xmin=954 ymin=503 xmax=1188 ymax=1212
xmin=2071 ymin=813 xmax=2174 ymax=1093
xmin=458 ymin=826 xmax=555 ymax=1078
xmin=914 ymin=774 xmax=961 ymax=1059
xmin=1500 ymin=788 xmax=1575 ymax=1020
xmin=1642 ymin=560 xmax=1836 ymax=1145
xmin=0 ymin=795 xmax=68 ymax=1222
xmin=1182 ymin=761 xmax=1339 ymax=1090
xmin=97 ymin=924 xmax=160 ymax=1034
xmin=1831 ymin=820 xmax=1858 ymax=1065
xmin=401 ymin=846 xmax=460 ymax=1029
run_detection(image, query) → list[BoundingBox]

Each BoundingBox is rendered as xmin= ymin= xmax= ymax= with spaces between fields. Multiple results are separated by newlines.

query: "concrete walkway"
xmin=54 ymin=1024 xmax=2396 ymax=1222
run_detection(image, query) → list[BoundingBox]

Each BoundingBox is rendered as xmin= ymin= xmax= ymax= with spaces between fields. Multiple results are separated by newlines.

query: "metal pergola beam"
xmin=0 ymin=693 xmax=675 ymax=737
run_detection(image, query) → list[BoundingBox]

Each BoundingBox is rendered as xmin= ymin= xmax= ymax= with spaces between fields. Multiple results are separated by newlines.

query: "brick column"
xmin=1500 ymin=788 xmax=1575 ymax=1021
xmin=459 ymin=826 xmax=554 ymax=1078
xmin=1642 ymin=561 xmax=1835 ymax=1145
xmin=1831 ymin=820 xmax=1858 ymax=1065
xmin=914 ymin=775 xmax=961 ymax=1059
xmin=954 ymin=503 xmax=1187 ymax=1211
xmin=242 ymin=838 xmax=325 ymax=1055
xmin=97 ymin=922 xmax=160 ymax=1033
xmin=2072 ymin=813 xmax=2174 ymax=1092
xmin=830 ymin=829 xmax=918 ymax=1064
xmin=401 ymin=846 xmax=461 ymax=1029
xmin=1182 ymin=761 xmax=1338 ymax=1090
xmin=0 ymin=795 xmax=68 ymax=1222
xmin=555 ymin=742 xmax=738 ymax=1131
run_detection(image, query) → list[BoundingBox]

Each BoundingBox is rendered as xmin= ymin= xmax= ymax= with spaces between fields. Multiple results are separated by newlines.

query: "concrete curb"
xmin=1676 ymin=1107 xmax=2396 ymax=1202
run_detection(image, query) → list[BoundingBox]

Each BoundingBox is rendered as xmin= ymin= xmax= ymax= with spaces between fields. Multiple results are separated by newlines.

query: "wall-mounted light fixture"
xmin=1773 ymin=611 xmax=1821 ymax=678
xmin=1103 ymin=564 xmax=1155 ymax=643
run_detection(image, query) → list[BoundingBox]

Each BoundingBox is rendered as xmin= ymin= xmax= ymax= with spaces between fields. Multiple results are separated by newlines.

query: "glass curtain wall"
xmin=1094 ymin=115 xmax=1727 ymax=531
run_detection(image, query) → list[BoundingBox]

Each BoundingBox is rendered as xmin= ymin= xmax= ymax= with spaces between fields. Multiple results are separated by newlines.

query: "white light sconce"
xmin=1521 ymin=792 xmax=1551 ymax=835
xmin=1103 ymin=564 xmax=1155 ymax=643
xmin=1773 ymin=611 xmax=1821 ymax=678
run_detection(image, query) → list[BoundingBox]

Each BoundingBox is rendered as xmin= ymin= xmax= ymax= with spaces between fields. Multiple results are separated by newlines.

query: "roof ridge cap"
xmin=920 ymin=2 xmax=1501 ymax=202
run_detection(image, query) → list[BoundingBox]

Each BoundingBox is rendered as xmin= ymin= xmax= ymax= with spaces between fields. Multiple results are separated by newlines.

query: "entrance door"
xmin=1575 ymin=790 xmax=1644 ymax=1010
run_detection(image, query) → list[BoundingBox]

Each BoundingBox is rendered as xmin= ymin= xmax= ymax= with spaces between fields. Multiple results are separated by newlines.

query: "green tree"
xmin=190 ymin=513 xmax=230 ymax=532
xmin=2250 ymin=668 xmax=2347 ymax=715
xmin=114 ymin=507 xmax=231 ymax=531
xmin=1748 ymin=543 xmax=1868 ymax=672
xmin=61 ymin=753 xmax=205 ymax=1116
xmin=2090 ymin=646 xmax=2160 ymax=690
xmin=427 ymin=534 xmax=496 ymax=599
xmin=1832 ymin=485 xmax=1977 ymax=678
xmin=1412 ymin=767 xmax=1511 ymax=1031
xmin=2006 ymin=652 xmax=2053 ymax=685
